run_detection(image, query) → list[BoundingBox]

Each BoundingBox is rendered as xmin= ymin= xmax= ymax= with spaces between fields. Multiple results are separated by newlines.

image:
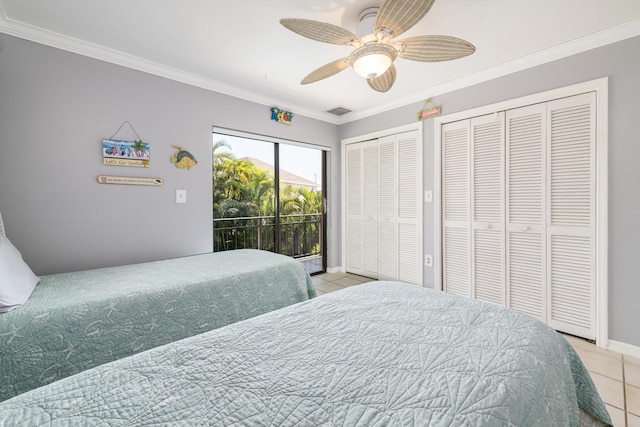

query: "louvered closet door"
xmin=378 ymin=135 xmax=397 ymax=280
xmin=345 ymin=143 xmax=364 ymax=274
xmin=506 ymin=104 xmax=546 ymax=320
xmin=396 ymin=131 xmax=420 ymax=284
xmin=546 ymin=93 xmax=596 ymax=339
xmin=345 ymin=131 xmax=422 ymax=283
xmin=442 ymin=120 xmax=471 ymax=297
xmin=471 ymin=113 xmax=505 ymax=305
xmin=362 ymin=140 xmax=380 ymax=278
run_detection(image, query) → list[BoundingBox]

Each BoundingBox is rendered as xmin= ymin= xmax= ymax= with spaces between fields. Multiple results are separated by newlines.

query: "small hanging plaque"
xmin=97 ymin=175 xmax=163 ymax=186
xmin=102 ymin=121 xmax=150 ymax=167
xmin=417 ymin=98 xmax=441 ymax=121
xmin=103 ymin=139 xmax=150 ymax=167
xmin=271 ymin=107 xmax=294 ymax=125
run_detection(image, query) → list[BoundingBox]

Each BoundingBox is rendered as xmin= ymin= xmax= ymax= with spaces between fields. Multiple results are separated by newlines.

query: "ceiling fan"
xmin=280 ymin=0 xmax=475 ymax=93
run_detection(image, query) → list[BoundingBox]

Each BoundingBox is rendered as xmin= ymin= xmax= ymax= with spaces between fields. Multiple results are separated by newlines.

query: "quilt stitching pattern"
xmin=0 ymin=250 xmax=314 ymax=402
xmin=0 ymin=282 xmax=610 ymax=426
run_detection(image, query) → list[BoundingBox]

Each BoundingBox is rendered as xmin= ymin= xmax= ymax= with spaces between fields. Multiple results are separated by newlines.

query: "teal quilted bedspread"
xmin=0 ymin=281 xmax=610 ymax=426
xmin=0 ymin=249 xmax=314 ymax=402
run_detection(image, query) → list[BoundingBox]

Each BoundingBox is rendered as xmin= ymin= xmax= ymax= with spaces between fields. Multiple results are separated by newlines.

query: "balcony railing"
xmin=213 ymin=213 xmax=322 ymax=259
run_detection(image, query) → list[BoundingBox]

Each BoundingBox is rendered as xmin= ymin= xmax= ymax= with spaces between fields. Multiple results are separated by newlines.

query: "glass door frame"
xmin=212 ymin=128 xmax=328 ymax=274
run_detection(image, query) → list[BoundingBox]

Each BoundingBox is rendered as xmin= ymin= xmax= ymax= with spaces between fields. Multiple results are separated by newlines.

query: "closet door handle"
xmin=521 ymin=226 xmax=529 ymax=232
xmin=484 ymin=224 xmax=491 ymax=229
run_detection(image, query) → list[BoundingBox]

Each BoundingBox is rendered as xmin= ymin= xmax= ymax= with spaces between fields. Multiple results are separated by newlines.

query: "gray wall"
xmin=341 ymin=35 xmax=640 ymax=347
xmin=0 ymin=33 xmax=340 ymax=275
xmin=1 ymin=30 xmax=638 ymax=347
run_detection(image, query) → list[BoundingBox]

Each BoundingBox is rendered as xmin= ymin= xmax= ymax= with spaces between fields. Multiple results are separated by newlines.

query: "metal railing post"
xmin=213 ymin=214 xmax=321 ymax=258
xmin=257 ymin=216 xmax=262 ymax=250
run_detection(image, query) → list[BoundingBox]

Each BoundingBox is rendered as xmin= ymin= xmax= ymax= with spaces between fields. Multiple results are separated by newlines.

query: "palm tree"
xmin=244 ymin=169 xmax=274 ymax=216
xmin=220 ymin=158 xmax=255 ymax=201
xmin=132 ymin=140 xmax=145 ymax=157
xmin=280 ymin=186 xmax=321 ymax=215
xmin=279 ymin=186 xmax=322 ymax=256
xmin=213 ymin=140 xmax=241 ymax=217
xmin=212 ymin=140 xmax=233 ymax=165
xmin=212 ymin=142 xmax=321 ymax=256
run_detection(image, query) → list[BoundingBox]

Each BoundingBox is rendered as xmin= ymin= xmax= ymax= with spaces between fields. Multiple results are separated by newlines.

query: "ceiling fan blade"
xmin=375 ymin=0 xmax=435 ymax=38
xmin=280 ymin=18 xmax=361 ymax=46
xmin=301 ymin=57 xmax=350 ymax=84
xmin=367 ymin=64 xmax=396 ymax=93
xmin=396 ymin=35 xmax=476 ymax=62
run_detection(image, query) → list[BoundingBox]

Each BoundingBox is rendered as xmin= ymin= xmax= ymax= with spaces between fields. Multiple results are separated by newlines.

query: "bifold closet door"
xmin=471 ymin=113 xmax=505 ymax=305
xmin=546 ymin=93 xmax=596 ymax=339
xmin=396 ymin=131 xmax=420 ymax=284
xmin=441 ymin=92 xmax=597 ymax=340
xmin=378 ymin=135 xmax=397 ymax=280
xmin=442 ymin=120 xmax=471 ymax=297
xmin=442 ymin=115 xmax=505 ymax=300
xmin=345 ymin=131 xmax=420 ymax=284
xmin=345 ymin=140 xmax=382 ymax=279
xmin=345 ymin=143 xmax=364 ymax=275
xmin=506 ymin=104 xmax=546 ymax=321
xmin=376 ymin=131 xmax=420 ymax=283
xmin=362 ymin=140 xmax=380 ymax=279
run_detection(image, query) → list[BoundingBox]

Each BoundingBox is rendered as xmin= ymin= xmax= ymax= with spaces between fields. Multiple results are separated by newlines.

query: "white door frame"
xmin=341 ymin=122 xmax=423 ymax=284
xmin=433 ymin=78 xmax=608 ymax=347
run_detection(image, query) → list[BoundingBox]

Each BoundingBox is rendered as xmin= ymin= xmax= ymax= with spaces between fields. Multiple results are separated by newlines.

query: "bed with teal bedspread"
xmin=0 ymin=249 xmax=315 ymax=402
xmin=0 ymin=281 xmax=610 ymax=426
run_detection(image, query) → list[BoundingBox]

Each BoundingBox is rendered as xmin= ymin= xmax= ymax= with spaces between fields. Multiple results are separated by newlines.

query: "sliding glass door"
xmin=278 ymin=144 xmax=325 ymax=273
xmin=213 ymin=136 xmax=276 ymax=252
xmin=212 ymin=132 xmax=326 ymax=274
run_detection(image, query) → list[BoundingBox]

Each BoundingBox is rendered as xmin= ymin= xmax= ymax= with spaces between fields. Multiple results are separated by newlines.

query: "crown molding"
xmin=337 ymin=18 xmax=640 ymax=124
xmin=1 ymin=3 xmax=639 ymax=126
xmin=0 ymin=5 xmax=341 ymax=125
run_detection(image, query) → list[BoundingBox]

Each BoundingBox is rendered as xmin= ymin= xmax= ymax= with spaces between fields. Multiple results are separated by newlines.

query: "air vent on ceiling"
xmin=326 ymin=106 xmax=352 ymax=116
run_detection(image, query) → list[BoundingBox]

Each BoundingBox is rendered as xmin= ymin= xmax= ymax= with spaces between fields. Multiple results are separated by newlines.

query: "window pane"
xmin=213 ymin=135 xmax=275 ymax=252
xmin=279 ymin=144 xmax=323 ymax=273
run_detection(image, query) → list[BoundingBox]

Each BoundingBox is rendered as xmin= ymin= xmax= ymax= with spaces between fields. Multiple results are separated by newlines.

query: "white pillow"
xmin=0 ymin=235 xmax=40 ymax=313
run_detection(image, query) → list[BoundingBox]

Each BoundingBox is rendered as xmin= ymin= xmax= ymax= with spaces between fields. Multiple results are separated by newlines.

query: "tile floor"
xmin=311 ymin=272 xmax=639 ymax=427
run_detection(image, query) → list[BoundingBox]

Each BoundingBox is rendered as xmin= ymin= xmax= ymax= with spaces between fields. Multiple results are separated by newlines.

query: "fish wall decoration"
xmin=171 ymin=145 xmax=198 ymax=170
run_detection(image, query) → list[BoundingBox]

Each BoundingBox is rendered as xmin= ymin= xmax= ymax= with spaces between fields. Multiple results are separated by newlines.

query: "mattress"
xmin=0 ymin=281 xmax=610 ymax=426
xmin=0 ymin=249 xmax=314 ymax=401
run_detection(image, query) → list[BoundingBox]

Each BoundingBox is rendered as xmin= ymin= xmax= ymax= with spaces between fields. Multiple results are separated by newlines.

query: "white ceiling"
xmin=1 ymin=0 xmax=640 ymax=124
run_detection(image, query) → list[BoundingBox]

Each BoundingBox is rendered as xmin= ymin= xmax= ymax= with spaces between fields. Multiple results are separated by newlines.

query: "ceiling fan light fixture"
xmin=282 ymin=0 xmax=474 ymax=91
xmin=349 ymin=43 xmax=397 ymax=79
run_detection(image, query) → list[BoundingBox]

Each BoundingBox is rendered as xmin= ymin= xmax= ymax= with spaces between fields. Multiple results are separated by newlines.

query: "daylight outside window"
xmin=212 ymin=134 xmax=325 ymax=275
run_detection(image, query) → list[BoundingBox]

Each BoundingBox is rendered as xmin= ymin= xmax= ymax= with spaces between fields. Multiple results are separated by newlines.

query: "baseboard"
xmin=608 ymin=339 xmax=640 ymax=359
xmin=326 ymin=266 xmax=342 ymax=274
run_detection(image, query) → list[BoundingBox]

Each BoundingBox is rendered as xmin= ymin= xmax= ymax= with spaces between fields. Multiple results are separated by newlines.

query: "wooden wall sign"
xmin=102 ymin=139 xmax=150 ymax=168
xmin=97 ymin=176 xmax=163 ymax=186
xmin=417 ymin=98 xmax=442 ymax=121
